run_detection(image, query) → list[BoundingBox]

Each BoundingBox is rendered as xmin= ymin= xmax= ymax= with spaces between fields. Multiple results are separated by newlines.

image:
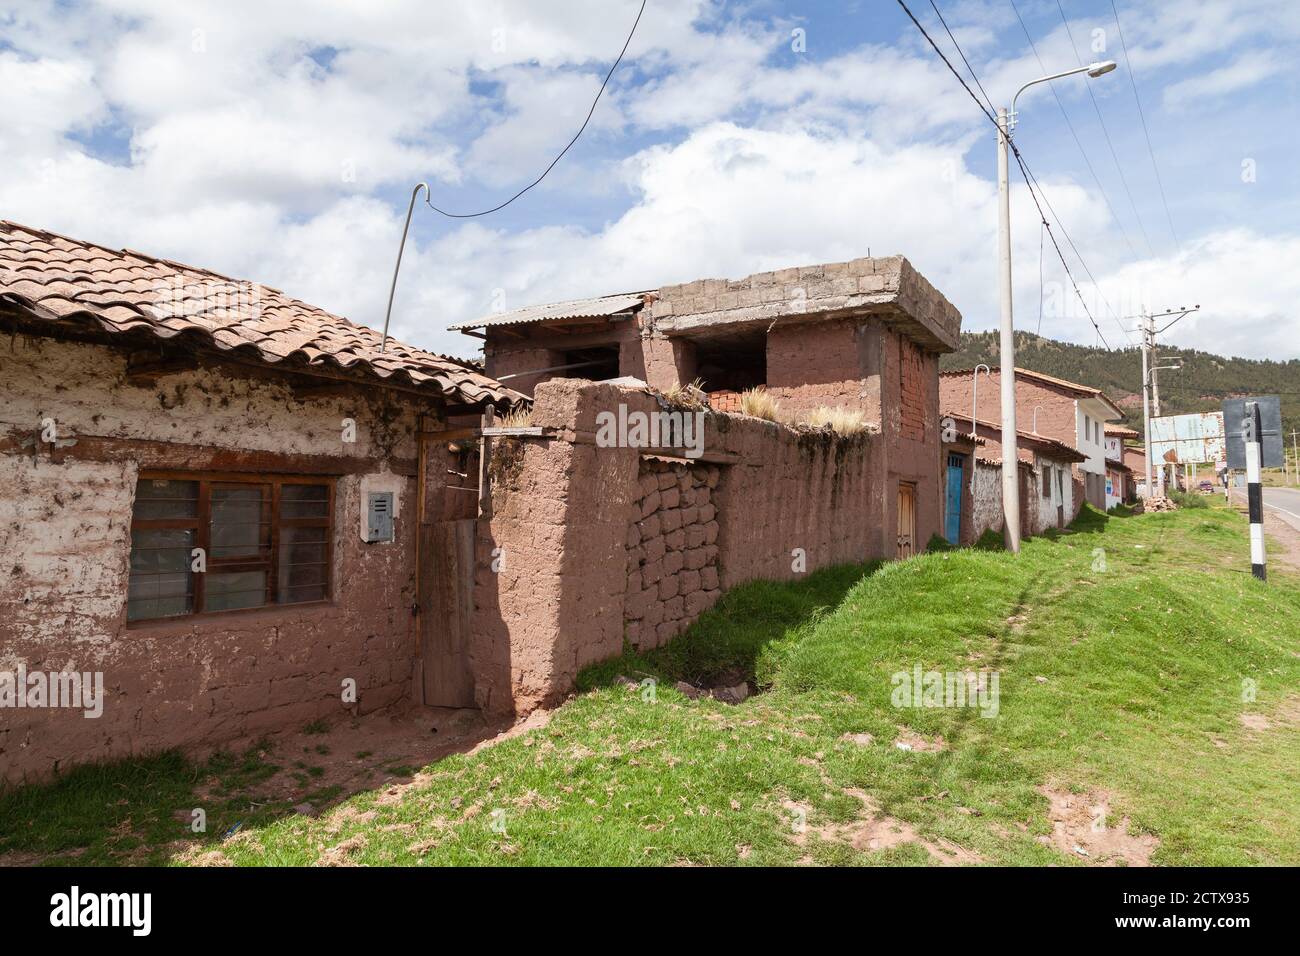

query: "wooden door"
xmin=897 ymin=482 xmax=916 ymax=559
xmin=419 ymin=518 xmax=477 ymax=707
xmin=944 ymin=454 xmax=964 ymax=545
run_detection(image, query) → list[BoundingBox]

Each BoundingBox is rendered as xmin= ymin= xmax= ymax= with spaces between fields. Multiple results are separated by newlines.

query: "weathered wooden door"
xmin=897 ymin=482 xmax=916 ymax=559
xmin=418 ymin=518 xmax=477 ymax=707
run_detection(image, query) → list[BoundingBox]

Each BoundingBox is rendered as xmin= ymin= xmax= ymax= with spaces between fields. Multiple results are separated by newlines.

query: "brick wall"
xmin=765 ymin=319 xmax=879 ymax=422
xmin=707 ymin=390 xmax=743 ymax=413
xmin=899 ymin=337 xmax=926 ymax=442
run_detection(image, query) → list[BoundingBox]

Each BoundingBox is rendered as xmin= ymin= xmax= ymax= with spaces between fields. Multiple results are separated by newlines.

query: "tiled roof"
xmin=0 ymin=220 xmax=520 ymax=406
xmin=450 ymin=291 xmax=651 ymax=330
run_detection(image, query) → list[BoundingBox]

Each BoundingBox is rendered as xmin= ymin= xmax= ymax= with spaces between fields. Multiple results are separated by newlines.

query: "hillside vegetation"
xmin=941 ymin=331 xmax=1300 ymax=441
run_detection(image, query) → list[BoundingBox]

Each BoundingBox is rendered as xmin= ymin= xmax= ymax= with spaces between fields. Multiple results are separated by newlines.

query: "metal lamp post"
xmin=997 ymin=59 xmax=1116 ymax=552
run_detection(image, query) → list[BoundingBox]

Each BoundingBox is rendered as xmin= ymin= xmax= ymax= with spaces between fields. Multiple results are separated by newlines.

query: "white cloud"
xmin=1162 ymin=52 xmax=1285 ymax=110
xmin=0 ymin=0 xmax=1297 ymax=370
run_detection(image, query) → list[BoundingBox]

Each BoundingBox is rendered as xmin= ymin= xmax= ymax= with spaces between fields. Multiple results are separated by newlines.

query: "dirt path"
xmin=1230 ymin=491 xmax=1300 ymax=572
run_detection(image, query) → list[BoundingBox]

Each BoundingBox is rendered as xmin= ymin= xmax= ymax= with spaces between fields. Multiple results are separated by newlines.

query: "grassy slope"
xmin=3 ymin=503 xmax=1298 ymax=866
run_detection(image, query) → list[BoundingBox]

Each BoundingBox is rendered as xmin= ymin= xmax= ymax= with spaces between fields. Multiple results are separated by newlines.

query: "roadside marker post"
xmin=1245 ymin=402 xmax=1266 ymax=582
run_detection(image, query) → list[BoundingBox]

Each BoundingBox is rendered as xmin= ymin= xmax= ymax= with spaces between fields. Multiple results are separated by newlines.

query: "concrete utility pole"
xmin=1140 ymin=312 xmax=1154 ymax=499
xmin=1001 ymin=59 xmax=1116 ymax=551
xmin=996 ymin=106 xmax=1020 ymax=551
xmin=1292 ymin=430 xmax=1299 ymax=486
xmin=1131 ymin=305 xmax=1198 ymax=498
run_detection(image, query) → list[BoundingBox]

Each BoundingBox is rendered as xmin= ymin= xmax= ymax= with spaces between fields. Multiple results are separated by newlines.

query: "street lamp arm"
xmin=1010 ymin=61 xmax=1117 ymax=128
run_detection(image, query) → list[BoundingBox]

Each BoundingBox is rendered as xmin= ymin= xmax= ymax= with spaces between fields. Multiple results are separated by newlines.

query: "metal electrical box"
xmin=365 ymin=492 xmax=394 ymax=542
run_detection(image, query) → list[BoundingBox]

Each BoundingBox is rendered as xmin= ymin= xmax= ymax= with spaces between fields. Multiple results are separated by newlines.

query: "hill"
xmin=939 ymin=331 xmax=1300 ymax=442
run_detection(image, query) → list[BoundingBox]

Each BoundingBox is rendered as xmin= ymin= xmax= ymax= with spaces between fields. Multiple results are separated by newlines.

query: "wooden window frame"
xmin=129 ymin=471 xmax=335 ymax=622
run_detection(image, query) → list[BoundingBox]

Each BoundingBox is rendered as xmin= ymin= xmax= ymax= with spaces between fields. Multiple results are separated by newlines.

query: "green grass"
xmin=3 ymin=502 xmax=1297 ymax=866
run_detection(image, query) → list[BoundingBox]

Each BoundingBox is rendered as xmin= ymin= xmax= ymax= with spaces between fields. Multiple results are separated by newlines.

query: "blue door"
xmin=944 ymin=454 xmax=965 ymax=544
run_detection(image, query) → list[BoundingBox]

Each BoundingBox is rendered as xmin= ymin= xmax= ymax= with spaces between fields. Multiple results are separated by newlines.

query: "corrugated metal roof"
xmin=450 ymin=291 xmax=651 ymax=330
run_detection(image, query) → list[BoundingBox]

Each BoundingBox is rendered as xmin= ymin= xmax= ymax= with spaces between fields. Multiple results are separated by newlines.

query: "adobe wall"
xmin=470 ymin=379 xmax=882 ymax=712
xmin=765 ymin=318 xmax=879 ymax=421
xmin=970 ymin=460 xmax=1004 ymax=541
xmin=625 ymin=459 xmax=723 ymax=650
xmin=0 ymin=335 xmax=429 ymax=784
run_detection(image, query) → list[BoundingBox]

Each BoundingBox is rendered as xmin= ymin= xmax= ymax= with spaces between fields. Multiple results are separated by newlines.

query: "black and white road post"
xmin=1245 ymin=401 xmax=1266 ymax=581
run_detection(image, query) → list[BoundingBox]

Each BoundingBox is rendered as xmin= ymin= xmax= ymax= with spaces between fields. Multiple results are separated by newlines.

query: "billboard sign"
xmin=1149 ymin=411 xmax=1225 ymax=466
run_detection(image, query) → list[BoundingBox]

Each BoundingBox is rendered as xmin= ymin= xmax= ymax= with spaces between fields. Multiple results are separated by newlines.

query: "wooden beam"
xmin=124 ymin=350 xmax=200 ymax=385
xmin=477 ymin=405 xmax=494 ymax=518
xmin=0 ymin=428 xmax=417 ymax=476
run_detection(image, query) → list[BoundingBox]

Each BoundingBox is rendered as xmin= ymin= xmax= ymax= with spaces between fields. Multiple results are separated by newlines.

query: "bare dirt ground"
xmin=188 ymin=706 xmax=511 ymax=816
xmin=1036 ymin=786 xmax=1159 ymax=866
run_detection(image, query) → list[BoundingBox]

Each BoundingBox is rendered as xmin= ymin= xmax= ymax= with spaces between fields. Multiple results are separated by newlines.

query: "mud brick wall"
xmin=899 ymin=337 xmax=926 ymax=442
xmin=472 ymin=379 xmax=883 ymax=716
xmin=0 ymin=335 xmax=429 ymax=784
xmin=624 ymin=459 xmax=722 ymax=651
xmin=970 ymin=460 xmax=1005 ymax=542
xmin=765 ymin=319 xmax=879 ymax=422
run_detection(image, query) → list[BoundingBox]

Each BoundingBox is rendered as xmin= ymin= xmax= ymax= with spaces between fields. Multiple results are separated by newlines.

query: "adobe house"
xmin=941 ymin=413 xmax=1087 ymax=542
xmin=456 ymin=255 xmax=963 ymax=558
xmin=939 ymin=367 xmax=1124 ymax=511
xmin=0 ymin=220 xmax=520 ymax=784
xmin=1104 ymin=424 xmax=1140 ymax=506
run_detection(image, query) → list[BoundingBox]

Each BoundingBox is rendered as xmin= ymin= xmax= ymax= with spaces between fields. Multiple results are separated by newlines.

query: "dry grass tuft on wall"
xmin=739 ymin=387 xmax=782 ymax=422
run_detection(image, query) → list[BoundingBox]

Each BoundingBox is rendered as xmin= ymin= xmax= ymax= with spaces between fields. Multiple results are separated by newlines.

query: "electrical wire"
xmin=1007 ymin=0 xmax=1140 ymax=264
xmin=1110 ymin=0 xmax=1181 ymax=252
xmin=1054 ymin=0 xmax=1155 ymax=258
xmin=928 ymin=0 xmax=996 ymax=118
xmin=423 ymin=0 xmax=646 ymax=218
xmin=897 ymin=0 xmax=1112 ymax=349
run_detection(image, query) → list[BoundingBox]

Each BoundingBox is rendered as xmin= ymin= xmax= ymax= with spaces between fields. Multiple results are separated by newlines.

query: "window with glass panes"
xmin=128 ymin=474 xmax=333 ymax=621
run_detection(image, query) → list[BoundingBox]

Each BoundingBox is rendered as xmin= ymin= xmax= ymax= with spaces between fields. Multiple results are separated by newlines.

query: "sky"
xmin=2 ymin=0 xmax=1298 ymax=362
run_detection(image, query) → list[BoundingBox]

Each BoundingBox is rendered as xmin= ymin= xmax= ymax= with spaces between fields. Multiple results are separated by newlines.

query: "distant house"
xmin=940 ymin=367 xmax=1125 ymax=511
xmin=1104 ymin=424 xmax=1140 ymax=506
xmin=456 ymin=256 xmax=963 ymax=558
xmin=941 ymin=413 xmax=1087 ymax=543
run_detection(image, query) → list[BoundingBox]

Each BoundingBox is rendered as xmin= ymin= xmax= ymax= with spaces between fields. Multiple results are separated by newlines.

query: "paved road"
xmin=1262 ymin=486 xmax=1300 ymax=533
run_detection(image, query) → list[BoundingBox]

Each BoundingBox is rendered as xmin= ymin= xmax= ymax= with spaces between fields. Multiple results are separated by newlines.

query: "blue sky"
xmin=2 ymin=0 xmax=1298 ymax=360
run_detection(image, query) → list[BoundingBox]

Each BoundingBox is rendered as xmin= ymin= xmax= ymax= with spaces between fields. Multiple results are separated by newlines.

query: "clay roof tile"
xmin=0 ymin=219 xmax=520 ymax=407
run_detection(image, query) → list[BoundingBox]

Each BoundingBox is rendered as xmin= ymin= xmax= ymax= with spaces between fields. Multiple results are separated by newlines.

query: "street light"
xmin=995 ymin=59 xmax=1116 ymax=552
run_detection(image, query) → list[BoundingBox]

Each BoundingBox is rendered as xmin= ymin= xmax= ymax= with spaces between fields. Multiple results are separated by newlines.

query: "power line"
xmin=1007 ymin=0 xmax=1140 ymax=264
xmin=1054 ymin=0 xmax=1156 ymax=258
xmin=896 ymin=0 xmax=996 ymax=125
xmin=1110 ymin=0 xmax=1181 ymax=252
xmin=380 ymin=0 xmax=645 ymax=352
xmin=897 ymin=0 xmax=1113 ymax=348
xmin=1013 ymin=153 xmax=1129 ymax=346
xmin=928 ymin=0 xmax=996 ymax=117
xmin=423 ymin=0 xmax=646 ymax=219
